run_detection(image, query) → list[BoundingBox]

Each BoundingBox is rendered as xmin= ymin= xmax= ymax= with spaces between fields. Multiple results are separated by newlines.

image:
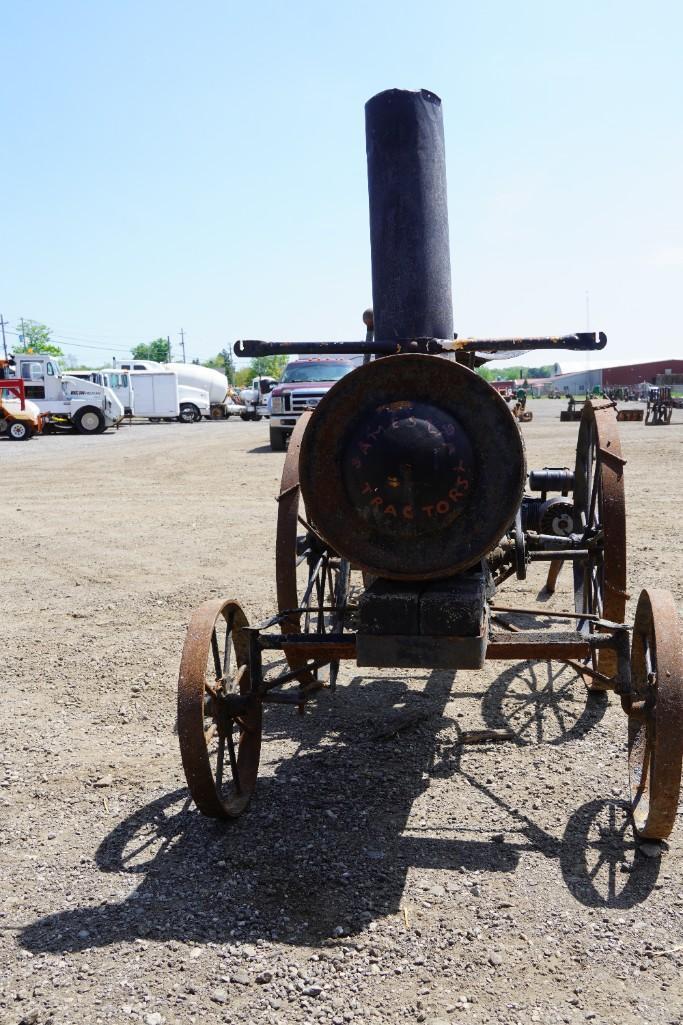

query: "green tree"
xmin=131 ymin=338 xmax=171 ymax=362
xmin=250 ymin=355 xmax=289 ymax=379
xmin=477 ymin=363 xmax=557 ymax=383
xmin=233 ymin=356 xmax=289 ymax=389
xmin=202 ymin=348 xmax=236 ymax=385
xmin=15 ymin=320 xmax=65 ymax=363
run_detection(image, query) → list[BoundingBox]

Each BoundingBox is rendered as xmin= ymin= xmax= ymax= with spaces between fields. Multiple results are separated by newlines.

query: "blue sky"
xmin=3 ymin=1 xmax=681 ymax=369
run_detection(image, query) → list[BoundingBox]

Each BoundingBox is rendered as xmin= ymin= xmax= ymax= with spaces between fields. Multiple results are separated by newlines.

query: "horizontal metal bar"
xmin=527 ymin=534 xmax=584 ymax=549
xmin=490 ymin=604 xmax=599 ymax=621
xmin=528 ymin=550 xmax=589 ymax=561
xmin=235 ymin=339 xmax=402 ymax=357
xmin=235 ymin=332 xmax=607 ymax=359
xmin=486 ymin=630 xmax=592 ymax=660
xmin=258 ymin=633 xmax=357 ymax=659
xmin=451 ymin=331 xmax=606 ymax=355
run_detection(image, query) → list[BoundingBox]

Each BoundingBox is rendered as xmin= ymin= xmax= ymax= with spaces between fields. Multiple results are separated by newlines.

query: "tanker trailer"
xmin=176 ymin=88 xmax=683 ymax=845
xmin=165 ymin=363 xmax=232 ymax=419
xmin=118 ymin=358 xmax=233 ymax=418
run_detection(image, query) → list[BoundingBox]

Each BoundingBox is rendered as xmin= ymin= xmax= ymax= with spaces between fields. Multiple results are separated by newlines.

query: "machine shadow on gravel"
xmin=481 ymin=659 xmax=608 ymax=746
xmin=19 ymin=666 xmax=659 ymax=956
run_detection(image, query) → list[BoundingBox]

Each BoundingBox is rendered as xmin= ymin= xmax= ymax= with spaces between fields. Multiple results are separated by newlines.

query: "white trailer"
xmin=69 ymin=368 xmax=210 ymax=422
xmin=117 ymin=359 xmax=238 ymax=418
xmin=11 ymin=354 xmax=123 ymax=434
xmin=130 ymin=372 xmax=210 ymax=422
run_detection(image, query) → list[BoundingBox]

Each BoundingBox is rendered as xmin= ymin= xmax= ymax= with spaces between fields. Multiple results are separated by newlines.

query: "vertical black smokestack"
xmin=365 ymin=88 xmax=453 ymax=344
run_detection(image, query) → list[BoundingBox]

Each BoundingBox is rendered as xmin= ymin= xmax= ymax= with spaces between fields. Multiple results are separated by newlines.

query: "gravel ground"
xmin=1 ymin=399 xmax=683 ymax=1025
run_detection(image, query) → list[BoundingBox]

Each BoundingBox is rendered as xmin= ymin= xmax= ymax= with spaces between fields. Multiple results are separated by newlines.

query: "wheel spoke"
xmin=587 ymin=455 xmax=600 ymax=532
xmin=226 ymin=727 xmax=240 ymax=792
xmin=211 ymin=630 xmax=221 ymax=681
xmin=223 ymin=611 xmax=234 ymax=681
xmin=215 ymin=733 xmax=226 ymax=789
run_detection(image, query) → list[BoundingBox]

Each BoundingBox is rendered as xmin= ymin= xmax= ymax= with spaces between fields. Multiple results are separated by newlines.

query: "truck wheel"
xmin=269 ymin=427 xmax=287 ymax=451
xmin=8 ymin=421 xmax=33 ymax=441
xmin=179 ymin=403 xmax=199 ymax=424
xmin=210 ymin=406 xmax=224 ymax=420
xmin=74 ymin=407 xmax=106 ymax=435
xmin=240 ymin=411 xmax=251 ymax=421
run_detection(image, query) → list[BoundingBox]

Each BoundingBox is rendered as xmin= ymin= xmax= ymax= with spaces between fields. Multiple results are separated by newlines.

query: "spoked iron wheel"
xmin=572 ymin=400 xmax=627 ymax=685
xmin=276 ymin=412 xmax=351 ymax=689
xmin=628 ymin=589 xmax=683 ymax=840
xmin=178 ymin=599 xmax=261 ymax=818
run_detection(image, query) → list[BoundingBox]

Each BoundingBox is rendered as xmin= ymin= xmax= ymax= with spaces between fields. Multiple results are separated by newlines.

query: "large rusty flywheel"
xmin=298 ymin=354 xmax=526 ymax=580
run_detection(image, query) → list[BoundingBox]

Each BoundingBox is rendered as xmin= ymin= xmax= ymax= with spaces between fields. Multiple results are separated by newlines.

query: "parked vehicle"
xmin=239 ymin=376 xmax=276 ymax=421
xmin=268 ymin=359 xmax=355 ymax=450
xmin=70 ymin=368 xmax=210 ymax=422
xmin=129 ymin=372 xmax=210 ymax=422
xmin=67 ymin=369 xmax=134 ymax=414
xmin=116 ymin=359 xmax=238 ymax=419
xmin=0 ymin=361 xmax=43 ymax=440
xmin=8 ymin=354 xmax=123 ymax=434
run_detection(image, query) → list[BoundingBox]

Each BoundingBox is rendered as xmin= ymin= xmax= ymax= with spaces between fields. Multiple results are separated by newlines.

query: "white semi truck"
xmin=10 ymin=353 xmax=124 ymax=434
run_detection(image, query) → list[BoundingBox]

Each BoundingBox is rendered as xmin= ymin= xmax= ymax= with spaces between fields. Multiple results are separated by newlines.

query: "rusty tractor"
xmin=646 ymin=387 xmax=674 ymax=425
xmin=178 ymin=89 xmax=683 ymax=844
xmin=562 ymin=394 xmax=644 ymax=423
xmin=560 ymin=396 xmax=583 ymax=422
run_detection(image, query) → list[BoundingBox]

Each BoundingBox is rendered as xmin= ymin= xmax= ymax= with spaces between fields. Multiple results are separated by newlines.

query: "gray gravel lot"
xmin=1 ymin=400 xmax=682 ymax=1025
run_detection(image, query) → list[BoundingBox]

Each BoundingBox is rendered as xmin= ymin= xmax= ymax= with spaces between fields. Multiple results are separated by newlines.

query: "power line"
xmin=4 ymin=328 xmax=133 ymax=354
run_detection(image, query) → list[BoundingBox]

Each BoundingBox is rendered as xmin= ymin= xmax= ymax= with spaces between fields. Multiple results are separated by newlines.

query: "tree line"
xmin=10 ymin=322 xmax=289 ymax=387
xmin=477 ymin=364 xmax=560 ymax=382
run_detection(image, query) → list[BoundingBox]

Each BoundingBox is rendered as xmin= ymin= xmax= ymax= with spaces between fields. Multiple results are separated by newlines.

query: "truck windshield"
xmin=281 ymin=362 xmax=352 ymax=383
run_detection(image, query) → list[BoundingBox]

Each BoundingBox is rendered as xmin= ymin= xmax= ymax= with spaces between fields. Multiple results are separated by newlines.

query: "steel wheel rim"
xmin=178 ymin=599 xmax=261 ymax=818
xmin=573 ymin=401 xmax=626 ymax=680
xmin=10 ymin=422 xmax=28 ymax=439
xmin=628 ymin=589 xmax=683 ymax=840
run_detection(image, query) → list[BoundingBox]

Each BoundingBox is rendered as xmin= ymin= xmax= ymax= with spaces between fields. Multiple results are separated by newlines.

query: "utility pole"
xmin=166 ymin=335 xmax=172 ymax=362
xmin=0 ymin=314 xmax=8 ymax=360
xmin=179 ymin=328 xmax=186 ymax=363
xmin=20 ymin=317 xmax=26 ymax=349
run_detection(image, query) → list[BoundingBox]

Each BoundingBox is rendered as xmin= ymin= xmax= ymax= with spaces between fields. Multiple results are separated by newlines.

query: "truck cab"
xmin=69 ymin=369 xmax=133 ymax=414
xmin=9 ymin=353 xmax=124 ymax=433
xmin=268 ymin=358 xmax=355 ymax=450
xmin=239 ymin=376 xmax=276 ymax=421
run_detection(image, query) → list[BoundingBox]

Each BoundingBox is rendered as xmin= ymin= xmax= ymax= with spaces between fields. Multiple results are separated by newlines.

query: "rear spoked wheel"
xmin=572 ymin=401 xmax=626 ymax=687
xmin=276 ymin=412 xmax=351 ymax=689
xmin=178 ymin=599 xmax=261 ymax=818
xmin=628 ymin=589 xmax=683 ymax=840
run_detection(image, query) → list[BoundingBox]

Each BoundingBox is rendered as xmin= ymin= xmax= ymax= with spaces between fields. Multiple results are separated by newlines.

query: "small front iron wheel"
xmin=628 ymin=588 xmax=683 ymax=840
xmin=178 ymin=599 xmax=262 ymax=818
